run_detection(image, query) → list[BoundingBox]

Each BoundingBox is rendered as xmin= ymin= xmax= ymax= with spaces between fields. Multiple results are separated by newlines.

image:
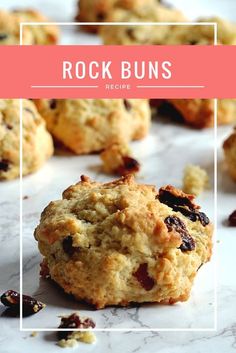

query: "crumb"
xmin=57 ymin=312 xmax=96 ymax=348
xmin=100 ymin=143 xmax=140 ymax=176
xmin=183 ymin=165 xmax=209 ymax=196
xmin=57 ymin=332 xmax=96 ymax=348
xmin=30 ymin=331 xmax=38 ymax=337
xmin=57 ymin=338 xmax=78 ymax=348
xmin=23 ymin=196 xmax=29 ymax=200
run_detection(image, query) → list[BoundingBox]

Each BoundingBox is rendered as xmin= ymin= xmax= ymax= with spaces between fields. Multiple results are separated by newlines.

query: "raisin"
xmin=96 ymin=12 xmax=105 ymax=21
xmin=229 ymin=210 xmax=236 ymax=226
xmin=158 ymin=187 xmax=209 ymax=227
xmin=0 ymin=33 xmax=8 ymax=41
xmin=196 ymin=212 xmax=210 ymax=226
xmin=6 ymin=124 xmax=13 ymax=130
xmin=158 ymin=188 xmax=196 ymax=210
xmin=49 ymin=99 xmax=57 ymax=109
xmin=1 ymin=290 xmax=19 ymax=306
xmin=171 ymin=206 xmax=209 ymax=227
xmin=124 ymin=99 xmax=132 ymax=111
xmin=126 ymin=28 xmax=136 ymax=40
xmin=117 ymin=156 xmax=140 ymax=176
xmin=0 ymin=159 xmax=10 ymax=172
xmin=62 ymin=236 xmax=75 ymax=256
xmin=58 ymin=313 xmax=95 ymax=340
xmin=164 ymin=216 xmax=195 ymax=251
xmin=0 ymin=290 xmax=45 ymax=317
xmin=133 ymin=263 xmax=155 ymax=291
xmin=189 ymin=40 xmax=198 ymax=45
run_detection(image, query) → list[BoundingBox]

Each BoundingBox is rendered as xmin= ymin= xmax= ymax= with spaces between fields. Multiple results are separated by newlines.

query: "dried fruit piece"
xmin=62 ymin=236 xmax=75 ymax=256
xmin=126 ymin=28 xmax=136 ymax=40
xmin=133 ymin=263 xmax=155 ymax=291
xmin=123 ymin=99 xmax=132 ymax=111
xmin=100 ymin=143 xmax=140 ymax=176
xmin=116 ymin=156 xmax=140 ymax=176
xmin=228 ymin=210 xmax=236 ymax=226
xmin=159 ymin=186 xmax=197 ymax=210
xmin=173 ymin=206 xmax=209 ymax=227
xmin=0 ymin=33 xmax=8 ymax=41
xmin=0 ymin=290 xmax=45 ymax=317
xmin=49 ymin=99 xmax=57 ymax=109
xmin=164 ymin=216 xmax=195 ymax=251
xmin=96 ymin=12 xmax=105 ymax=21
xmin=158 ymin=186 xmax=209 ymax=227
xmin=58 ymin=313 xmax=95 ymax=340
xmin=0 ymin=159 xmax=10 ymax=172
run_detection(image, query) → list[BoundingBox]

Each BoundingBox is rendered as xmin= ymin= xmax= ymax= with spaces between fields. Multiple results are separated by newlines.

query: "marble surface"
xmin=0 ymin=0 xmax=236 ymax=351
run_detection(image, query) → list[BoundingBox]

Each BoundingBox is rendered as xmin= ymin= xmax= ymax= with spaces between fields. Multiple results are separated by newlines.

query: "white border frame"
xmin=19 ymin=21 xmax=218 ymax=332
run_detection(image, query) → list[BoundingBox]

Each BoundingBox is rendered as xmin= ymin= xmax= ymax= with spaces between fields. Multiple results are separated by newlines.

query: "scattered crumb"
xmin=57 ymin=338 xmax=77 ymax=348
xmin=57 ymin=312 xmax=96 ymax=348
xmin=57 ymin=331 xmax=96 ymax=348
xmin=100 ymin=143 xmax=140 ymax=176
xmin=30 ymin=331 xmax=38 ymax=338
xmin=183 ymin=164 xmax=209 ymax=196
xmin=23 ymin=195 xmax=29 ymax=200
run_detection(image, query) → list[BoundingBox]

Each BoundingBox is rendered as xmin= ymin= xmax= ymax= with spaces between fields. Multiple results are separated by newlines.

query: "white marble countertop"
xmin=0 ymin=0 xmax=236 ymax=352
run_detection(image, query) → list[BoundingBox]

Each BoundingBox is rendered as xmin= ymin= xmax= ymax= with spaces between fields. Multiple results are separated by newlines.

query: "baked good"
xmin=100 ymin=143 xmax=140 ymax=175
xmin=34 ymin=99 xmax=151 ymax=154
xmin=34 ymin=175 xmax=213 ymax=309
xmin=12 ymin=9 xmax=59 ymax=45
xmin=101 ymin=13 xmax=236 ymax=45
xmin=100 ymin=3 xmax=186 ymax=45
xmin=0 ymin=99 xmax=54 ymax=180
xmin=183 ymin=165 xmax=209 ymax=196
xmin=0 ymin=10 xmax=33 ymax=45
xmin=166 ymin=99 xmax=236 ymax=128
xmin=223 ymin=128 xmax=236 ymax=182
xmin=165 ymin=17 xmax=236 ymax=45
xmin=76 ymin=0 xmax=158 ymax=33
xmin=0 ymin=9 xmax=59 ymax=45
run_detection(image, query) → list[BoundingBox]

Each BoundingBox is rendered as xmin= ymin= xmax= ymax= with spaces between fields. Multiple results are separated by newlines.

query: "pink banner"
xmin=0 ymin=45 xmax=235 ymax=98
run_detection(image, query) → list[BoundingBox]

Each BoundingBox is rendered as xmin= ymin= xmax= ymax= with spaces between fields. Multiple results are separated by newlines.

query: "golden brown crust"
xmin=76 ymin=0 xmax=158 ymax=33
xmin=100 ymin=3 xmax=186 ymax=45
xmin=35 ymin=175 xmax=213 ymax=309
xmin=0 ymin=99 xmax=54 ymax=180
xmin=34 ymin=99 xmax=151 ymax=155
xmin=13 ymin=9 xmax=59 ymax=45
xmin=0 ymin=9 xmax=59 ymax=45
xmin=101 ymin=14 xmax=236 ymax=46
xmin=167 ymin=99 xmax=236 ymax=128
